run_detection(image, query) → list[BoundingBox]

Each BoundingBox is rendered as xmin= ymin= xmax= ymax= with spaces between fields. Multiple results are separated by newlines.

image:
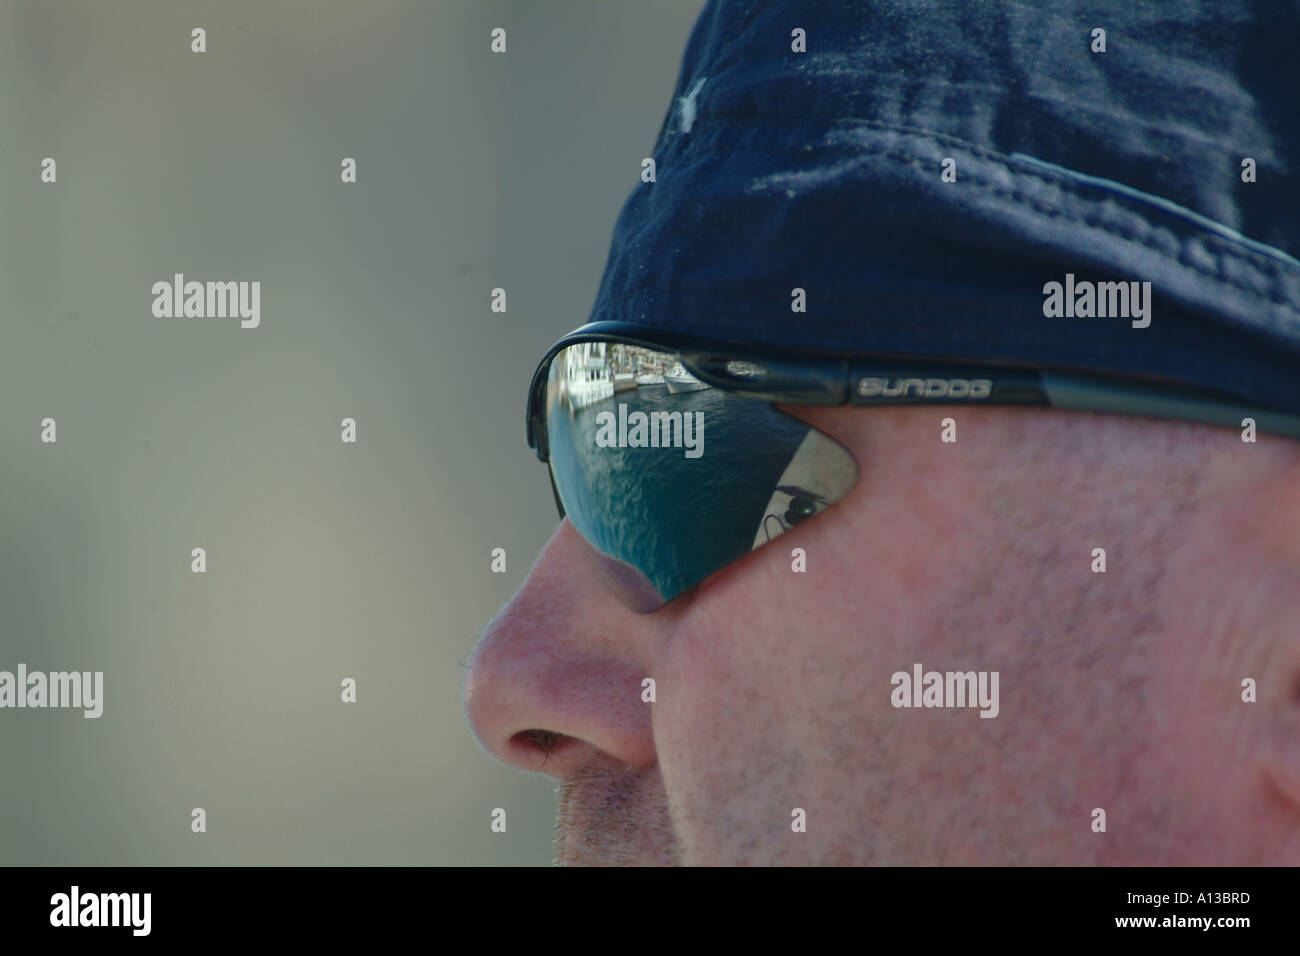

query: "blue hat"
xmin=583 ymin=0 xmax=1300 ymax=412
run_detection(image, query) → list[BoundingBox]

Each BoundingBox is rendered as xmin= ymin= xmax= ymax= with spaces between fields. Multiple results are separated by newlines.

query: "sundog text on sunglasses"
xmin=855 ymin=376 xmax=994 ymax=400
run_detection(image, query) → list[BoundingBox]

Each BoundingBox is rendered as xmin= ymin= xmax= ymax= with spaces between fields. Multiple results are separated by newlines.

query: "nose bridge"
xmin=461 ymin=521 xmax=660 ymax=774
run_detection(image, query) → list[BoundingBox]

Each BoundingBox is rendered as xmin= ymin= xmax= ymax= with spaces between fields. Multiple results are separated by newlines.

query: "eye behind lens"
xmin=784 ymin=495 xmax=818 ymax=524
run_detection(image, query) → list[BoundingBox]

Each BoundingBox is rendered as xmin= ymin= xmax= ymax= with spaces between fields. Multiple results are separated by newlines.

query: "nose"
xmin=462 ymin=520 xmax=660 ymax=778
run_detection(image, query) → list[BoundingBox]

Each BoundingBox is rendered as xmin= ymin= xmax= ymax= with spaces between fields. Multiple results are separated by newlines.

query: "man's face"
xmin=463 ymin=404 xmax=1300 ymax=864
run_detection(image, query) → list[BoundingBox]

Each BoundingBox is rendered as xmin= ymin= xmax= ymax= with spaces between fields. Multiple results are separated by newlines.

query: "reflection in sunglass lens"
xmin=543 ymin=342 xmax=858 ymax=611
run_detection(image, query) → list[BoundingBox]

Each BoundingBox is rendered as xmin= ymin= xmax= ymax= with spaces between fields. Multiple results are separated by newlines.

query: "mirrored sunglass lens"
xmin=544 ymin=342 xmax=858 ymax=611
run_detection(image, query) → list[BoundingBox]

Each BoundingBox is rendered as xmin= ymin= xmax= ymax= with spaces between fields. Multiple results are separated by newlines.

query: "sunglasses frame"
xmin=528 ymin=321 xmax=1300 ymax=476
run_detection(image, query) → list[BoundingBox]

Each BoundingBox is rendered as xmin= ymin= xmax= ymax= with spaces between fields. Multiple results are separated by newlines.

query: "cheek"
xmin=653 ymin=533 xmax=855 ymax=757
xmin=650 ymin=616 xmax=797 ymax=862
xmin=647 ymin=543 xmax=876 ymax=861
xmin=651 ymin=597 xmax=780 ymax=785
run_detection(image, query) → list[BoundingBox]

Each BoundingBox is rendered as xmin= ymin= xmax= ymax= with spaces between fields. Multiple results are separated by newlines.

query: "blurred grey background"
xmin=0 ymin=0 xmax=702 ymax=865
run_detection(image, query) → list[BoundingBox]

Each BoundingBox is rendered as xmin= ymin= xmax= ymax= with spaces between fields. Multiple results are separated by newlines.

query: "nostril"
xmin=515 ymin=729 xmax=568 ymax=761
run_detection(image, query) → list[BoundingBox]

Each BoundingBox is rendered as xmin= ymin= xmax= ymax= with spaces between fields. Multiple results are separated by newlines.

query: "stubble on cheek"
xmin=554 ymin=764 xmax=681 ymax=866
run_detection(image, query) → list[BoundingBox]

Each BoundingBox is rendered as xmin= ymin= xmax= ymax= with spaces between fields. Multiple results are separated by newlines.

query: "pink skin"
xmin=463 ymin=404 xmax=1300 ymax=864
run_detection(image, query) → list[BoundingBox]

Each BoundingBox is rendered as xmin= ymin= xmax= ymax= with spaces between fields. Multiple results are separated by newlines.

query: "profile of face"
xmin=463 ymin=402 xmax=1300 ymax=864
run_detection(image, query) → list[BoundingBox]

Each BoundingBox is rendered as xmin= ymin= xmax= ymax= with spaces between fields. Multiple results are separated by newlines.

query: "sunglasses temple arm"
xmin=1039 ymin=372 xmax=1300 ymax=440
xmin=547 ymin=466 xmax=567 ymax=519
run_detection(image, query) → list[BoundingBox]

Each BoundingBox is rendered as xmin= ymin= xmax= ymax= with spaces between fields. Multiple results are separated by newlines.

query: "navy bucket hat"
xmin=579 ymin=0 xmax=1300 ymax=413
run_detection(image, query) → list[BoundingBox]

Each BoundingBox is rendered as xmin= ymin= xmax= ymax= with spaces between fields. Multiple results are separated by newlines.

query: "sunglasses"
xmin=527 ymin=320 xmax=1300 ymax=612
